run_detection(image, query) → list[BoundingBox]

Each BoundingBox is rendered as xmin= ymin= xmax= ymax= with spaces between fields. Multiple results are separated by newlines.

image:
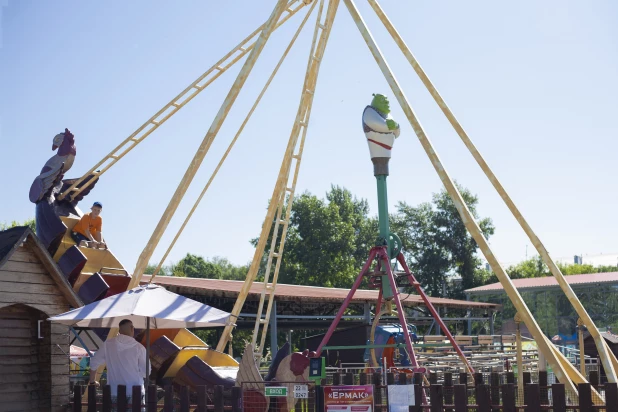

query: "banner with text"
xmin=324 ymin=385 xmax=374 ymax=412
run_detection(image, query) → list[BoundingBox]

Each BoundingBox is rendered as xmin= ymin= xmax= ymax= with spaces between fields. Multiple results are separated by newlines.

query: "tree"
xmin=170 ymin=253 xmax=223 ymax=279
xmin=254 ymin=186 xmax=376 ymax=288
xmin=394 ymin=184 xmax=495 ymax=297
xmin=0 ymin=218 xmax=36 ymax=232
xmin=144 ymin=263 xmax=169 ymax=277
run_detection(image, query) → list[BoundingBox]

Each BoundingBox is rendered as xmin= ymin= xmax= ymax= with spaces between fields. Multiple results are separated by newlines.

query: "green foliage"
xmin=394 ymin=183 xmax=495 ymax=298
xmin=259 ymin=186 xmax=374 ymax=288
xmin=484 ymin=256 xmax=618 ymax=284
xmin=149 ymin=253 xmax=249 ymax=280
xmin=144 ymin=263 xmax=168 ymax=277
xmin=0 ymin=218 xmax=36 ymax=232
xmin=254 ymin=184 xmax=493 ymax=298
xmin=170 ymin=253 xmax=223 ymax=279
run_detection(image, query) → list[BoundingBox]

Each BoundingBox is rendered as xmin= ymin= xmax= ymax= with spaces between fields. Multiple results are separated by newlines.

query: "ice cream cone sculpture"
xmin=362 ymin=94 xmax=400 ymax=175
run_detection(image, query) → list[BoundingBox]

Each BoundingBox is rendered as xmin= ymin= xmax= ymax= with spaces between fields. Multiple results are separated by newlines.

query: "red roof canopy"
xmin=465 ymin=272 xmax=618 ymax=294
xmin=142 ymin=275 xmax=499 ymax=310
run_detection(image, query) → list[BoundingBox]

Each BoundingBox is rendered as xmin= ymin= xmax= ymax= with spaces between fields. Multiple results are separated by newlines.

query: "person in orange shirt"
xmin=71 ymin=201 xmax=107 ymax=249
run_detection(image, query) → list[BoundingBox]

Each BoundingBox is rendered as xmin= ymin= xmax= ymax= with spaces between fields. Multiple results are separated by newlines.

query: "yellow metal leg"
xmin=343 ymin=0 xmax=578 ymax=396
xmin=58 ymin=0 xmax=308 ymax=202
xmin=216 ymin=0 xmax=341 ymax=354
xmin=366 ymin=0 xmax=618 ymax=383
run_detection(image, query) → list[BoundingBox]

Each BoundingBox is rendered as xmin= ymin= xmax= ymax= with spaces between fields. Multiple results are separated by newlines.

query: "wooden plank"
xmin=490 ymin=372 xmax=500 ymax=407
xmin=501 ymin=384 xmax=515 ymax=412
xmin=476 ymin=384 xmax=491 ymax=412
xmin=51 ymin=323 xmax=69 ymax=334
xmin=444 ymin=372 xmax=453 ymax=406
xmin=1 ymin=401 xmax=41 ymax=411
xmin=51 ymin=356 xmax=70 ymax=366
xmin=0 ymin=382 xmax=42 ymax=393
xmin=0 ymin=373 xmax=41 ymax=383
xmin=52 ymin=375 xmax=70 ymax=390
xmin=1 ymin=260 xmax=47 ymax=274
xmin=0 ymin=364 xmax=42 ymax=374
xmin=51 ymin=394 xmax=70 ymax=409
xmin=0 ymin=346 xmax=38 ymax=356
xmin=24 ymin=237 xmax=83 ymax=308
xmin=605 ymin=383 xmax=618 ymax=411
xmin=0 ymin=291 xmax=66 ymax=306
xmin=1 ymin=391 xmax=43 ymax=402
xmin=0 ymin=327 xmax=34 ymax=338
xmin=430 ymin=385 xmax=443 ymax=412
xmin=411 ymin=384 xmax=423 ymax=412
xmin=578 ymin=383 xmax=592 ymax=412
xmin=0 ymin=355 xmax=38 ymax=365
xmin=0 ymin=337 xmax=35 ymax=348
xmin=0 ymin=270 xmax=55 ymax=285
xmin=0 ymin=280 xmax=63 ymax=295
xmin=525 ymin=384 xmax=541 ymax=412
xmin=552 ymin=383 xmax=566 ymax=412
xmin=9 ymin=248 xmax=40 ymax=263
xmin=51 ymin=384 xmax=70 ymax=396
xmin=453 ymin=384 xmax=467 ymax=412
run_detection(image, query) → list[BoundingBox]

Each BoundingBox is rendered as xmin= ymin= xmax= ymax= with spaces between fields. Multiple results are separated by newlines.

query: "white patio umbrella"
xmin=48 ymin=284 xmax=232 ymax=382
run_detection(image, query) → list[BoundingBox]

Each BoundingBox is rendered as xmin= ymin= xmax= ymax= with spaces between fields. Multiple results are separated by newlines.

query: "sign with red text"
xmin=324 ymin=385 xmax=374 ymax=412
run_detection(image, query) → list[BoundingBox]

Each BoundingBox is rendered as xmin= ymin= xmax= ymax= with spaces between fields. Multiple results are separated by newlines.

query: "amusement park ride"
xmin=28 ymin=0 xmax=616 ymax=403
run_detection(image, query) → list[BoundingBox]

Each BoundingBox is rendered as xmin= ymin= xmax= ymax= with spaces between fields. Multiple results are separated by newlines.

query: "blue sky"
xmin=1 ymin=0 xmax=617 ymax=272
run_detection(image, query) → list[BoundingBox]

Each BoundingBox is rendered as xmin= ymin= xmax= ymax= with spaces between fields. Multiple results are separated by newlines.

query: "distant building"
xmin=464 ymin=272 xmax=618 ymax=342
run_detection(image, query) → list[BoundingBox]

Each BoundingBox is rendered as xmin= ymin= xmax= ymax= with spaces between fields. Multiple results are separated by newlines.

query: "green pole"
xmin=376 ymin=174 xmax=394 ymax=299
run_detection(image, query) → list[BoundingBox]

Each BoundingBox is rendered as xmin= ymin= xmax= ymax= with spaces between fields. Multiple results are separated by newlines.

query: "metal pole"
xmin=218 ymin=0 xmax=341 ymax=354
xmin=131 ymin=0 xmax=288 ymax=284
xmin=466 ymin=294 xmax=472 ymax=335
xmin=148 ymin=0 xmax=318 ymax=282
xmin=58 ymin=0 xmax=307 ymax=201
xmin=342 ymin=0 xmax=578 ymax=394
xmin=490 ymin=311 xmax=494 ymax=335
xmin=145 ymin=317 xmax=151 ymax=386
xmin=366 ymin=0 xmax=618 ymax=383
xmin=270 ymin=301 xmax=278 ymax=359
xmin=516 ymin=314 xmax=523 ymax=392
xmin=383 ymin=251 xmax=419 ymax=368
xmin=316 ymin=248 xmax=379 ymax=356
xmin=106 ymin=0 xmax=288 ymax=353
xmin=578 ymin=318 xmax=586 ymax=376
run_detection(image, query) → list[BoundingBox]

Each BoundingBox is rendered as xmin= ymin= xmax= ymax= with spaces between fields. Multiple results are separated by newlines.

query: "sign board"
xmin=309 ymin=357 xmax=326 ymax=380
xmin=294 ymin=384 xmax=309 ymax=399
xmin=324 ymin=385 xmax=374 ymax=412
xmin=265 ymin=387 xmax=288 ymax=397
xmin=387 ymin=385 xmax=415 ymax=412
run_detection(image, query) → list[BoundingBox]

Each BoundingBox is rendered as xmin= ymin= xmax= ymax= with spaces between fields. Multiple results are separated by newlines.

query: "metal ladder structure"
xmin=249 ymin=0 xmax=337 ymax=360
xmin=215 ymin=0 xmax=340 ymax=357
xmin=57 ymin=0 xmax=308 ymax=203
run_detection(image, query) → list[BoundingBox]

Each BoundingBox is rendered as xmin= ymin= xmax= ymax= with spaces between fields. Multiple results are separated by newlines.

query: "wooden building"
xmin=583 ymin=331 xmax=618 ymax=359
xmin=0 ymin=226 xmax=83 ymax=411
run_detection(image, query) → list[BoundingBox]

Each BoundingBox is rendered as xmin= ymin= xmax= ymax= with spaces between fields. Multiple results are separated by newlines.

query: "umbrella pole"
xmin=146 ymin=317 xmax=151 ymax=387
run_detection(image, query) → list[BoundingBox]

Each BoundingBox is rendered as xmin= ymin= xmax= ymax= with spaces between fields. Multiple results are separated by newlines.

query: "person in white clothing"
xmin=89 ymin=319 xmax=150 ymax=404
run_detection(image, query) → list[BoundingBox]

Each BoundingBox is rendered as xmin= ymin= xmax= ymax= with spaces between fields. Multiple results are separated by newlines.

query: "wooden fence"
xmin=71 ymin=371 xmax=618 ymax=411
xmin=71 ymin=384 xmax=241 ymax=412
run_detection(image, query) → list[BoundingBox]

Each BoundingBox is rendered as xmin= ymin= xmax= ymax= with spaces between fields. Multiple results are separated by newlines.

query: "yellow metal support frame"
xmin=366 ymin=0 xmax=618 ymax=383
xmin=147 ymin=1 xmax=318 ymax=283
xmin=216 ymin=0 xmax=341 ymax=355
xmin=342 ymin=0 xmax=582 ymax=396
xmin=97 ymin=0 xmax=290 ymax=356
xmin=57 ymin=0 xmax=308 ymax=202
